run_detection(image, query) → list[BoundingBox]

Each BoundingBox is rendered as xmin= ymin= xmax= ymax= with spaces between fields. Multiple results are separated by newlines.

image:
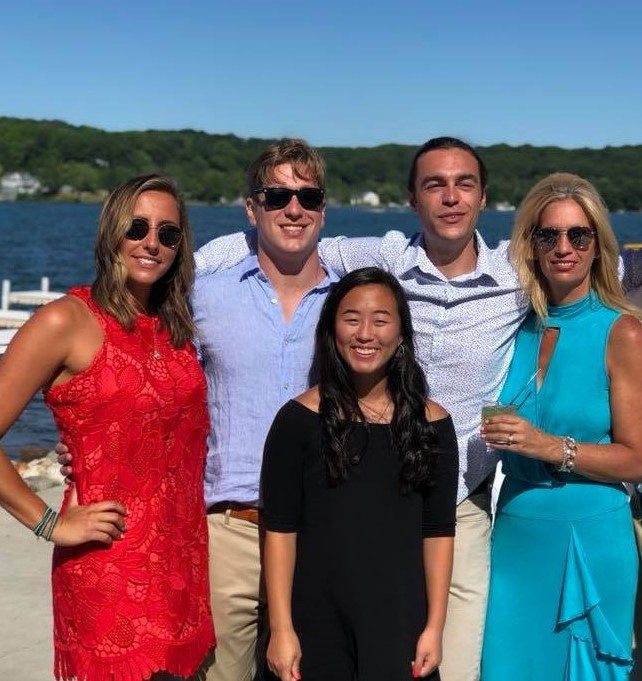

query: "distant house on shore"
xmin=0 ymin=172 xmax=42 ymax=200
xmin=494 ymin=200 xmax=515 ymax=212
xmin=351 ymin=190 xmax=381 ymax=208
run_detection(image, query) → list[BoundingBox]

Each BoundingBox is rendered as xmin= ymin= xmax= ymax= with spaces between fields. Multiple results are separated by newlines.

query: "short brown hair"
xmin=246 ymin=138 xmax=325 ymax=195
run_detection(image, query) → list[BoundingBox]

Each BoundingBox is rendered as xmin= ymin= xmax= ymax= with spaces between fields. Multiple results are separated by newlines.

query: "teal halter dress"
xmin=481 ymin=292 xmax=637 ymax=680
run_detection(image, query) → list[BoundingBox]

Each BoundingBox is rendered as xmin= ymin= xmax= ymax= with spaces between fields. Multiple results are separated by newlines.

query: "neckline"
xmin=135 ymin=312 xmax=160 ymax=328
xmin=545 ymin=291 xmax=596 ymax=322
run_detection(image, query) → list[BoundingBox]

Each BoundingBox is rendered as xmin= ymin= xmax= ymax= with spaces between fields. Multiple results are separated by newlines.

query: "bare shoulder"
xmin=425 ymin=399 xmax=449 ymax=422
xmin=0 ymin=295 xmax=93 ymax=387
xmin=608 ymin=314 xmax=642 ymax=373
xmin=608 ymin=314 xmax=642 ymax=356
xmin=295 ymin=386 xmax=321 ymax=413
xmin=10 ymin=294 xmax=86 ymax=344
xmin=2 ymin=294 xmax=101 ymax=374
xmin=610 ymin=314 xmax=642 ymax=343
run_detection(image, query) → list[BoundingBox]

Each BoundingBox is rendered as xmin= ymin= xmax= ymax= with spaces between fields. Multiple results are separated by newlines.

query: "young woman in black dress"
xmin=262 ymin=267 xmax=459 ymax=681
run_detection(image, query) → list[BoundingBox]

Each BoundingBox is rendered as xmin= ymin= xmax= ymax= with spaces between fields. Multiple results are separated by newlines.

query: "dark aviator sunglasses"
xmin=124 ymin=218 xmax=183 ymax=248
xmin=532 ymin=226 xmax=596 ymax=253
xmin=252 ymin=186 xmax=326 ymax=212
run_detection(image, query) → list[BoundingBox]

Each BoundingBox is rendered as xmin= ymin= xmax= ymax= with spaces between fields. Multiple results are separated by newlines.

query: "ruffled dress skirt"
xmin=482 ymin=476 xmax=637 ymax=680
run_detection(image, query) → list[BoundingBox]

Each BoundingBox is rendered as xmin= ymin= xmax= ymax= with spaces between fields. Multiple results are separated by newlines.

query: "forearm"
xmin=543 ymin=437 xmax=642 ymax=483
xmin=0 ymin=448 xmax=48 ymax=529
xmin=264 ymin=531 xmax=297 ymax=632
xmin=521 ymin=429 xmax=642 ymax=483
xmin=319 ymin=234 xmax=393 ymax=275
xmin=194 ymin=230 xmax=256 ymax=275
xmin=423 ymin=536 xmax=454 ymax=632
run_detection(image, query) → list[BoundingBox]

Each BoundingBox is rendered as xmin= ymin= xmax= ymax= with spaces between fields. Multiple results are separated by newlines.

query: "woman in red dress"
xmin=0 ymin=175 xmax=215 ymax=680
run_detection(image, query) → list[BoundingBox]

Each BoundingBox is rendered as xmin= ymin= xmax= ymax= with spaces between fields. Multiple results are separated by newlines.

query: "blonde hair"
xmin=91 ymin=174 xmax=195 ymax=346
xmin=509 ymin=172 xmax=641 ymax=321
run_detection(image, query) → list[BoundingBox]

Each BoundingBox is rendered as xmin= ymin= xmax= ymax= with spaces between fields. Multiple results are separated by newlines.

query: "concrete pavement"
xmin=0 ymin=484 xmax=63 ymax=680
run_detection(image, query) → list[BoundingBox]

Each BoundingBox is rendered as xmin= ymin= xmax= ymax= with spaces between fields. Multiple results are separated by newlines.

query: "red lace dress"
xmin=45 ymin=287 xmax=215 ymax=681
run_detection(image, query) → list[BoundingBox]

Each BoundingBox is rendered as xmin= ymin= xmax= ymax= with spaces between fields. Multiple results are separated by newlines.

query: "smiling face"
xmin=117 ymin=190 xmax=181 ymax=307
xmin=246 ymin=162 xmax=325 ymax=270
xmin=409 ymin=147 xmax=486 ymax=255
xmin=534 ymin=198 xmax=598 ymax=305
xmin=334 ymin=283 xmax=403 ymax=383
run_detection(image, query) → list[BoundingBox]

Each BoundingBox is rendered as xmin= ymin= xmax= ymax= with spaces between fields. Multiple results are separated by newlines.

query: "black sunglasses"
xmin=124 ymin=218 xmax=183 ymax=248
xmin=532 ymin=226 xmax=596 ymax=252
xmin=252 ymin=186 xmax=325 ymax=212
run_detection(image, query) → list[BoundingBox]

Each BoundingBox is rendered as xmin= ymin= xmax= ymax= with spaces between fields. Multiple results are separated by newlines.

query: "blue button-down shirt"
xmin=192 ymin=252 xmax=337 ymax=507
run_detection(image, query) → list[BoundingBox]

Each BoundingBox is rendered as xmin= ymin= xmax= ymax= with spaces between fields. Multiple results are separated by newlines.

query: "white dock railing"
xmin=1 ymin=277 xmax=64 ymax=310
xmin=0 ymin=277 xmax=64 ymax=352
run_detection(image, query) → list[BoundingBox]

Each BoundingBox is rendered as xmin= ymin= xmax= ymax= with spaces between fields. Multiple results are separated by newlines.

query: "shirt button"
xmin=271 ymin=298 xmax=278 ymax=304
xmin=284 ymin=384 xmax=289 ymax=390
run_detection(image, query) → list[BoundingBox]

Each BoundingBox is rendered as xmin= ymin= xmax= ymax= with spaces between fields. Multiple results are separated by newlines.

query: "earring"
xmin=396 ymin=342 xmax=405 ymax=358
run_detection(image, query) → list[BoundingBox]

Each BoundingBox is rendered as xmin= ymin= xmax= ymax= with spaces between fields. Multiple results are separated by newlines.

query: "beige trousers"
xmin=440 ymin=492 xmax=492 ymax=681
xmin=204 ymin=511 xmax=264 ymax=681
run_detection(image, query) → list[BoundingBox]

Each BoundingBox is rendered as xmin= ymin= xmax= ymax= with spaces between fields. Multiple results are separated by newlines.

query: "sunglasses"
xmin=252 ymin=186 xmax=325 ymax=212
xmin=532 ymin=226 xmax=596 ymax=252
xmin=124 ymin=218 xmax=183 ymax=248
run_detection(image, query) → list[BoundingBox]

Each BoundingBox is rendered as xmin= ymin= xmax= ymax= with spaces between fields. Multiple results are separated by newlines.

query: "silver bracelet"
xmin=556 ymin=436 xmax=577 ymax=473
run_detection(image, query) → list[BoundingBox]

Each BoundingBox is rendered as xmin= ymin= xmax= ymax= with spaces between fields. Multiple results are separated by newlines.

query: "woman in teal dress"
xmin=480 ymin=173 xmax=642 ymax=680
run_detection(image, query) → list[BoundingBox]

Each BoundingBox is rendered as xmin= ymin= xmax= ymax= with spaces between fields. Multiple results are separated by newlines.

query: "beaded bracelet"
xmin=556 ymin=436 xmax=577 ymax=473
xmin=33 ymin=505 xmax=59 ymax=541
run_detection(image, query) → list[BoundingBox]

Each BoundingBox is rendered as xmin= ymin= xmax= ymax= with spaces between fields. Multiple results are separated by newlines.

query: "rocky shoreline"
xmin=13 ymin=446 xmax=64 ymax=492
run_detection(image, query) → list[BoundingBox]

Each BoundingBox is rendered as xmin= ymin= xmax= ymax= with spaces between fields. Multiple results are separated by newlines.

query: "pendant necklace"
xmin=358 ymin=397 xmax=392 ymax=424
xmin=135 ymin=318 xmax=162 ymax=361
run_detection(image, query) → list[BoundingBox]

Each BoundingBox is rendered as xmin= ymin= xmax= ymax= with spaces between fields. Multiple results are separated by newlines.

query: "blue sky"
xmin=1 ymin=0 xmax=640 ymax=149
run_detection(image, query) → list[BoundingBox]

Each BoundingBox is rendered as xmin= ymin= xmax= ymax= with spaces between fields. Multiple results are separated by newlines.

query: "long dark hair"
xmin=315 ymin=267 xmax=439 ymax=493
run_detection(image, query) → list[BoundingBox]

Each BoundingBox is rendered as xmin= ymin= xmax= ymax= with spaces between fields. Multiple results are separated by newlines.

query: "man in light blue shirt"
xmin=192 ymin=139 xmax=337 ymax=681
xmin=196 ymin=136 xmax=642 ymax=681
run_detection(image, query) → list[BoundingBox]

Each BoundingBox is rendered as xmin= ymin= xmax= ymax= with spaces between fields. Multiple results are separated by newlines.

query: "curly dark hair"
xmin=315 ymin=267 xmax=440 ymax=493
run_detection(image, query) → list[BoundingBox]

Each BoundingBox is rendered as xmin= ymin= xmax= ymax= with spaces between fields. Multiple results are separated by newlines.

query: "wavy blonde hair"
xmin=509 ymin=172 xmax=641 ymax=321
xmin=91 ymin=174 xmax=195 ymax=346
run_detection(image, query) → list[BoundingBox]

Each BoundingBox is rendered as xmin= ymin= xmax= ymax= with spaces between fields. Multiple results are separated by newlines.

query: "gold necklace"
xmin=134 ymin=319 xmax=162 ymax=360
xmin=357 ymin=397 xmax=392 ymax=424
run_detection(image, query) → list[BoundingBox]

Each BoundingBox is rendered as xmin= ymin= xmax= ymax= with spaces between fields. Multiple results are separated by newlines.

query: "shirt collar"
xmin=408 ymin=231 xmax=504 ymax=285
xmin=239 ymin=251 xmax=339 ymax=292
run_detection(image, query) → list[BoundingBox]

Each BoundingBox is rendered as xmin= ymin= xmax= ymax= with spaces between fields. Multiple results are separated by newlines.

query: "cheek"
xmin=535 ymin=252 xmax=548 ymax=270
xmin=334 ymin=339 xmax=349 ymax=365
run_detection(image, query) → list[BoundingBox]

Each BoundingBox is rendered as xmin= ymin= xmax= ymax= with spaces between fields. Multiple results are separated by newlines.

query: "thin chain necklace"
xmin=135 ymin=318 xmax=162 ymax=360
xmin=358 ymin=397 xmax=392 ymax=424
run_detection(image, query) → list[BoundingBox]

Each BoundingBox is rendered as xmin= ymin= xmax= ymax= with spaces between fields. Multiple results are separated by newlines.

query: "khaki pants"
xmin=440 ymin=492 xmax=492 ymax=681
xmin=204 ymin=511 xmax=264 ymax=681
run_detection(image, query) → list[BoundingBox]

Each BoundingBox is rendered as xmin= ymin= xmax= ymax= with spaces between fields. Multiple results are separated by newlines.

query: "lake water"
xmin=1 ymin=201 xmax=641 ymax=458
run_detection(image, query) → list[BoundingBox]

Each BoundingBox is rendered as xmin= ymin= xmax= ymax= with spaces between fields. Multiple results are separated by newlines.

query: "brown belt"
xmin=208 ymin=501 xmax=261 ymax=525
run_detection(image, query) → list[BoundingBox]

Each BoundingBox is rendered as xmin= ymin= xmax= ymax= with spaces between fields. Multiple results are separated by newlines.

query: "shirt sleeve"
xmin=261 ymin=401 xmax=311 ymax=532
xmin=194 ymin=229 xmax=258 ymax=275
xmin=318 ymin=230 xmax=410 ymax=276
xmin=422 ymin=415 xmax=459 ymax=538
xmin=620 ymin=248 xmax=642 ymax=292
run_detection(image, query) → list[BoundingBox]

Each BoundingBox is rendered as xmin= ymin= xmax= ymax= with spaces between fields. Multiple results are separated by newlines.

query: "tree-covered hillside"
xmin=0 ymin=117 xmax=640 ymax=209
